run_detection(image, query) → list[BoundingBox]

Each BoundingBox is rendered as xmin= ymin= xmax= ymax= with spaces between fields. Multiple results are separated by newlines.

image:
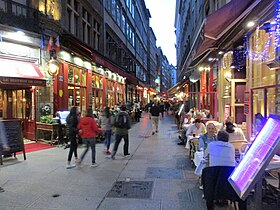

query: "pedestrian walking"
xmin=149 ymin=101 xmax=161 ymax=135
xmin=0 ymin=120 xmax=10 ymax=192
xmin=66 ymin=106 xmax=80 ymax=169
xmin=111 ymin=105 xmax=131 ymax=159
xmin=98 ymin=107 xmax=114 ymax=155
xmin=77 ymin=108 xmax=102 ymax=167
xmin=159 ymin=100 xmax=165 ymax=118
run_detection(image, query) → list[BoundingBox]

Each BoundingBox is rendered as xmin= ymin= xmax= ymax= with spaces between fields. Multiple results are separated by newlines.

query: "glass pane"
xmin=267 ymin=87 xmax=276 ymax=116
xmin=68 ymin=66 xmax=74 ymax=83
xmin=82 ymin=70 xmax=86 ymax=86
xmin=99 ymin=77 xmax=103 ymax=88
xmin=74 ymin=68 xmax=81 ymax=84
xmin=81 ymin=88 xmax=86 ymax=113
xmin=68 ymin=86 xmax=74 ymax=107
xmin=92 ymin=75 xmax=96 ymax=88
xmin=75 ymin=86 xmax=81 ymax=107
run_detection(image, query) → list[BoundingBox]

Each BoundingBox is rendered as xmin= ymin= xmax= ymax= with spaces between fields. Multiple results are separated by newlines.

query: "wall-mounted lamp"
xmin=48 ymin=58 xmax=60 ymax=76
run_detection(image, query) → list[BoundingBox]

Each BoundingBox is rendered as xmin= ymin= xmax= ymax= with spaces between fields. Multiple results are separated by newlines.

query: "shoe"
xmin=76 ymin=159 xmax=81 ymax=166
xmin=66 ymin=164 xmax=76 ymax=169
xmin=124 ymin=153 xmax=130 ymax=157
xmin=91 ymin=163 xmax=99 ymax=167
xmin=199 ymin=185 xmax=203 ymax=190
xmin=106 ymin=151 xmax=112 ymax=155
xmin=0 ymin=187 xmax=4 ymax=193
xmin=177 ymin=142 xmax=185 ymax=145
xmin=156 ymin=130 xmax=158 ymax=133
xmin=111 ymin=155 xmax=115 ymax=160
xmin=152 ymin=132 xmax=155 ymax=135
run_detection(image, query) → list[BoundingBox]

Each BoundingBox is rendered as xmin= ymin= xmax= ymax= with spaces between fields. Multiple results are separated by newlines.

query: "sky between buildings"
xmin=145 ymin=0 xmax=176 ymax=65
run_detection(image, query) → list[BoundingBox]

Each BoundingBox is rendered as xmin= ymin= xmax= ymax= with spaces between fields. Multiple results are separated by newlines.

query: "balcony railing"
xmin=0 ymin=0 xmax=40 ymax=32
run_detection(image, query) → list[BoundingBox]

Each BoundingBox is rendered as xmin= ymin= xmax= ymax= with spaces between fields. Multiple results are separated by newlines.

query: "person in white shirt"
xmin=204 ymin=130 xmax=236 ymax=167
xmin=186 ymin=119 xmax=206 ymax=137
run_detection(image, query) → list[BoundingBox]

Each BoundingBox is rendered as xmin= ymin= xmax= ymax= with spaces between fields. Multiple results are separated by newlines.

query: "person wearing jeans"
xmin=77 ymin=108 xmax=101 ymax=167
xmin=66 ymin=106 xmax=79 ymax=169
xmin=98 ymin=107 xmax=114 ymax=155
xmin=111 ymin=105 xmax=131 ymax=159
xmin=80 ymin=138 xmax=97 ymax=166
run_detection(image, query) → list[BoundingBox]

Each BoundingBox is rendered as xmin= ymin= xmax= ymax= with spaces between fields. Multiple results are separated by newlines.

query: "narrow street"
xmin=0 ymin=112 xmax=208 ymax=210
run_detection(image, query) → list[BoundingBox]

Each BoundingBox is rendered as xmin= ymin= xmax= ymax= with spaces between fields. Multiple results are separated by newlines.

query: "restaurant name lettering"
xmin=0 ymin=77 xmax=46 ymax=86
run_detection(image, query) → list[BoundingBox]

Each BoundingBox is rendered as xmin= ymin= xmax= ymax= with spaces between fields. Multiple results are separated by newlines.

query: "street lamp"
xmin=47 ymin=58 xmax=60 ymax=76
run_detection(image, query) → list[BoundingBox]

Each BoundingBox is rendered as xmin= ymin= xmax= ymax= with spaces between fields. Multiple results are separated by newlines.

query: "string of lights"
xmin=246 ymin=0 xmax=280 ymax=61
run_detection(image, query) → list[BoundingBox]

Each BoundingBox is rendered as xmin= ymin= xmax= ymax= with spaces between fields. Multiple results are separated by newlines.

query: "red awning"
xmin=0 ymin=58 xmax=46 ymax=87
xmin=194 ymin=0 xmax=260 ymax=60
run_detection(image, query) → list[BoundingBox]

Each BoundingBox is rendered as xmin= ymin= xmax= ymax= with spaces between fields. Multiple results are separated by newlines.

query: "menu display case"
xmin=229 ymin=114 xmax=280 ymax=200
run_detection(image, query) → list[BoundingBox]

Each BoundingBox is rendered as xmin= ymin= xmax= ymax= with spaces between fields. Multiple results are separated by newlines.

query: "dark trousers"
xmin=80 ymin=138 xmax=96 ymax=164
xmin=104 ymin=130 xmax=112 ymax=150
xmin=67 ymin=135 xmax=78 ymax=162
xmin=112 ymin=134 xmax=129 ymax=157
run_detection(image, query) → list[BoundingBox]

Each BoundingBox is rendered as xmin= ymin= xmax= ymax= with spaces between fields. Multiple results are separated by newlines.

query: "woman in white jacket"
xmin=98 ymin=107 xmax=114 ymax=154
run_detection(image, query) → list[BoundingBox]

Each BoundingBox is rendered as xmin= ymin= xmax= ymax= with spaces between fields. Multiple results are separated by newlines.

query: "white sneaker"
xmin=66 ymin=164 xmax=76 ymax=169
xmin=91 ymin=163 xmax=99 ymax=167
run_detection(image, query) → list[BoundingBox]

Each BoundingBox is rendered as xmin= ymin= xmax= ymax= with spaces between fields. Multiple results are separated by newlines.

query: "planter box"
xmin=36 ymin=122 xmax=59 ymax=144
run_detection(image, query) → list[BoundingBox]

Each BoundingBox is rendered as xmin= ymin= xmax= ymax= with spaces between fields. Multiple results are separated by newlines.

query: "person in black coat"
xmin=66 ymin=106 xmax=79 ymax=169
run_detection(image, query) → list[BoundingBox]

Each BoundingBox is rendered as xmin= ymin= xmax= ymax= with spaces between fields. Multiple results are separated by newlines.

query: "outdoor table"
xmin=185 ymin=135 xmax=200 ymax=149
xmin=194 ymin=151 xmax=208 ymax=176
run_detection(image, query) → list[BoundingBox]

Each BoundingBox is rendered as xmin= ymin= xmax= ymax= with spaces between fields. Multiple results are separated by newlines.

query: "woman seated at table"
xmin=198 ymin=123 xmax=217 ymax=151
xmin=224 ymin=121 xmax=247 ymax=143
xmin=204 ymin=130 xmax=236 ymax=167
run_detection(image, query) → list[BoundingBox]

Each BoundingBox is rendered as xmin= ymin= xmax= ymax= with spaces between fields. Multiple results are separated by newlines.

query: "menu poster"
xmin=228 ymin=114 xmax=280 ymax=200
xmin=0 ymin=120 xmax=25 ymax=164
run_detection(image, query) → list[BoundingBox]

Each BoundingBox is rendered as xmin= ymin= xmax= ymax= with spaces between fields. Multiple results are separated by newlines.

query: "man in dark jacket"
xmin=111 ymin=105 xmax=131 ymax=159
xmin=149 ymin=101 xmax=161 ymax=135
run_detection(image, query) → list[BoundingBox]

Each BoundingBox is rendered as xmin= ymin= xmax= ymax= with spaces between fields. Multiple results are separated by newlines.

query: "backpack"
xmin=115 ymin=114 xmax=128 ymax=128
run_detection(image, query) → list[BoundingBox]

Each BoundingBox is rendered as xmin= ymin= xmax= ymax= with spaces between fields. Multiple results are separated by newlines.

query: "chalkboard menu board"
xmin=0 ymin=119 xmax=25 ymax=164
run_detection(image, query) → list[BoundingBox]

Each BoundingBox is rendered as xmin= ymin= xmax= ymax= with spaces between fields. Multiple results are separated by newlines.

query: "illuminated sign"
xmin=228 ymin=115 xmax=280 ymax=199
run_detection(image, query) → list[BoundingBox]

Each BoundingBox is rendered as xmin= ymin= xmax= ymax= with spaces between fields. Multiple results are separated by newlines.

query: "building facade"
xmin=0 ymin=0 xmax=173 ymax=140
xmin=174 ymin=0 xmax=280 ymax=140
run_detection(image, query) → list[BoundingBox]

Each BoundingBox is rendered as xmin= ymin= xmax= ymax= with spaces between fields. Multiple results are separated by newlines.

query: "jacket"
xmin=78 ymin=116 xmax=101 ymax=138
xmin=66 ymin=115 xmax=78 ymax=137
xmin=98 ymin=112 xmax=114 ymax=131
xmin=114 ymin=111 xmax=131 ymax=135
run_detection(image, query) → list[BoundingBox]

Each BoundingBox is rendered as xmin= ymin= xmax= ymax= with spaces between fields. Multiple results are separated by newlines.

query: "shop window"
xmin=81 ymin=70 xmax=86 ymax=86
xmin=74 ymin=68 xmax=81 ymax=84
xmin=99 ymin=77 xmax=103 ymax=88
xmin=75 ymin=87 xmax=81 ymax=107
xmin=92 ymin=75 xmax=96 ymax=88
xmin=68 ymin=86 xmax=74 ymax=107
xmin=68 ymin=66 xmax=74 ymax=83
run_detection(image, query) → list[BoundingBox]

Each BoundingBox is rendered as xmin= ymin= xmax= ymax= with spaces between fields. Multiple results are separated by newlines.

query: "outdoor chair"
xmin=201 ymin=166 xmax=247 ymax=210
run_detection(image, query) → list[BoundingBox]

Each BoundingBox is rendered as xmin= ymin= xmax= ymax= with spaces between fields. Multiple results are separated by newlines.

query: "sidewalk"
xmin=0 ymin=112 xmax=207 ymax=210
